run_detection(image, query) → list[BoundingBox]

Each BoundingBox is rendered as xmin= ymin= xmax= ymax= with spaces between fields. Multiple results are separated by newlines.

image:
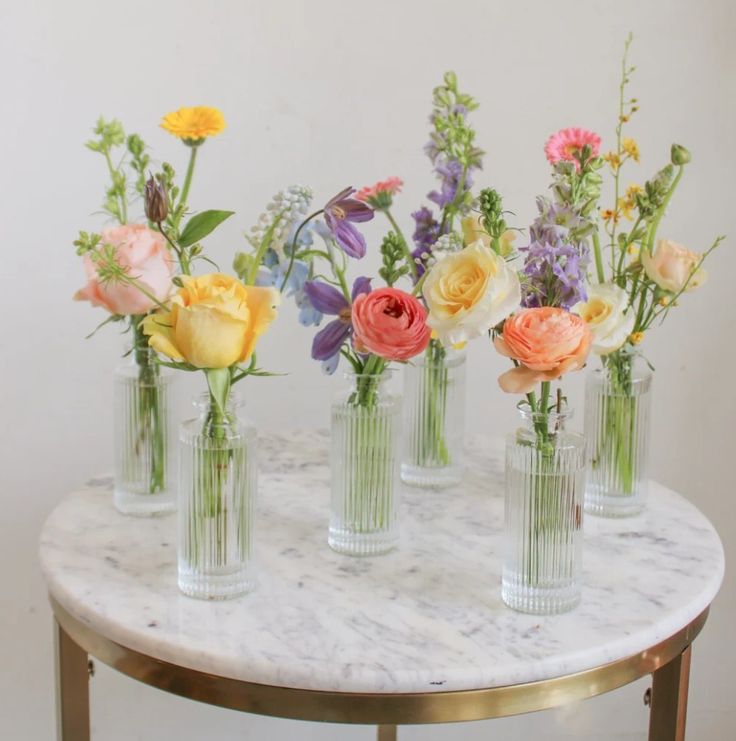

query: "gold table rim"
xmin=49 ymin=595 xmax=709 ymax=725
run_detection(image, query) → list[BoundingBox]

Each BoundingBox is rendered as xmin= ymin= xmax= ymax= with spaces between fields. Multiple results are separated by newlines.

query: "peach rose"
xmin=74 ymin=224 xmax=175 ymax=315
xmin=494 ymin=308 xmax=592 ymax=393
xmin=641 ymin=239 xmax=707 ymax=293
xmin=352 ymin=288 xmax=431 ymax=362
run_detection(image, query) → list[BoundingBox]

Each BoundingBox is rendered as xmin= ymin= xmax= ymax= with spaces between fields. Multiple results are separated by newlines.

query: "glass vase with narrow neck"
xmin=584 ymin=352 xmax=652 ymax=517
xmin=401 ymin=341 xmax=466 ymax=488
xmin=113 ymin=338 xmax=174 ymax=516
xmin=502 ymin=403 xmax=586 ymax=615
xmin=329 ymin=370 xmax=401 ymax=556
xmin=178 ymin=391 xmax=257 ymax=600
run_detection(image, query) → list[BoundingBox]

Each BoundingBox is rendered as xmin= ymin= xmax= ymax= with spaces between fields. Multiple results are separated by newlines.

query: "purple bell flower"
xmin=304 ymin=277 xmax=372 ymax=372
xmin=323 ymin=187 xmax=374 ymax=259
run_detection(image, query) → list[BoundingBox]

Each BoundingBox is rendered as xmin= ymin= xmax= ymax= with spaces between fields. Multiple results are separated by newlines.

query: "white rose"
xmin=573 ymin=282 xmax=635 ymax=355
xmin=423 ymin=240 xmax=521 ymax=347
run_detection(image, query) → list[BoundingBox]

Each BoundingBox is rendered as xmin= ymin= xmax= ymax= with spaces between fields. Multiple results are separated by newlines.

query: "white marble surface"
xmin=39 ymin=431 xmax=724 ymax=694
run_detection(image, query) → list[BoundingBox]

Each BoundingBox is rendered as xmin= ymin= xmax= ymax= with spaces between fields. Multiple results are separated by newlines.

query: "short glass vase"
xmin=178 ymin=392 xmax=257 ymax=600
xmin=502 ymin=403 xmax=586 ymax=615
xmin=584 ymin=354 xmax=652 ymax=517
xmin=401 ymin=342 xmax=466 ymax=488
xmin=329 ymin=371 xmax=401 ymax=556
xmin=113 ymin=345 xmax=174 ymax=516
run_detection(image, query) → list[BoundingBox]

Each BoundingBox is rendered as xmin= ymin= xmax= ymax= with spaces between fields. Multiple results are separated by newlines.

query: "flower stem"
xmin=645 ymin=165 xmax=684 ymax=256
xmin=592 ymin=231 xmax=606 ymax=283
xmin=174 ymin=145 xmax=199 ymax=231
xmin=384 ymin=209 xmax=417 ymax=279
xmin=279 ymin=209 xmax=324 ymax=292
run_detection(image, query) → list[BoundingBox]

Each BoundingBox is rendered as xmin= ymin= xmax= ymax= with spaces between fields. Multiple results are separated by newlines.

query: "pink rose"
xmin=494 ymin=308 xmax=592 ymax=393
xmin=352 ymin=288 xmax=431 ymax=362
xmin=74 ymin=224 xmax=175 ymax=315
xmin=641 ymin=239 xmax=707 ymax=293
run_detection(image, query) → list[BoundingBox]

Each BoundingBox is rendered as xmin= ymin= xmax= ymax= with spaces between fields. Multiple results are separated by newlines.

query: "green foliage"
xmin=73 ymin=231 xmax=101 ymax=256
xmin=127 ymin=134 xmax=150 ymax=196
xmin=232 ymin=251 xmax=256 ymax=282
xmin=634 ymin=164 xmax=674 ymax=221
xmin=179 ymin=210 xmax=235 ymax=248
xmin=478 ymin=188 xmax=509 ymax=252
xmin=379 ymin=232 xmax=410 ymax=286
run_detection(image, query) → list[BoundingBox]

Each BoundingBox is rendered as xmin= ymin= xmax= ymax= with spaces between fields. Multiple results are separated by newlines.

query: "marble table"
xmin=40 ymin=431 xmax=724 ymax=741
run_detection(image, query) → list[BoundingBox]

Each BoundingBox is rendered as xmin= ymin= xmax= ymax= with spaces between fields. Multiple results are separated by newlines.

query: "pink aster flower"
xmin=544 ymin=128 xmax=601 ymax=171
xmin=356 ymin=177 xmax=403 ymax=210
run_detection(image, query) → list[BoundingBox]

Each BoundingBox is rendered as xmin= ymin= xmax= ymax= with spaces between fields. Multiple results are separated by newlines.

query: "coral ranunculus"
xmin=160 ymin=106 xmax=226 ymax=143
xmin=74 ymin=224 xmax=175 ymax=315
xmin=142 ymin=273 xmax=280 ymax=369
xmin=544 ymin=128 xmax=601 ymax=170
xmin=351 ymin=288 xmax=431 ymax=362
xmin=494 ymin=308 xmax=592 ymax=393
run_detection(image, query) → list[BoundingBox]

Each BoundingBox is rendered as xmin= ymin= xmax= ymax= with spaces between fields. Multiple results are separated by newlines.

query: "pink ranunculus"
xmin=494 ymin=308 xmax=592 ymax=394
xmin=74 ymin=224 xmax=175 ymax=315
xmin=544 ymin=128 xmax=601 ymax=171
xmin=351 ymin=287 xmax=431 ymax=362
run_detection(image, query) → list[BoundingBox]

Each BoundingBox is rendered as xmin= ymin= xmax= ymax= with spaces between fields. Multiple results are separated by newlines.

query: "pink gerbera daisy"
xmin=356 ymin=177 xmax=403 ymax=210
xmin=544 ymin=128 xmax=601 ymax=170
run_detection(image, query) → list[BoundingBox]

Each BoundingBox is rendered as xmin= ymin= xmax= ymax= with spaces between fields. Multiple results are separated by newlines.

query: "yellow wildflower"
xmin=601 ymin=208 xmax=616 ymax=223
xmin=603 ymin=152 xmax=621 ymax=170
xmin=629 ymin=331 xmax=644 ymax=345
xmin=617 ymin=196 xmax=635 ymax=221
xmin=622 ymin=138 xmax=640 ymax=162
xmin=627 ymin=244 xmax=640 ymax=259
xmin=161 ymin=106 xmax=226 ymax=144
xmin=658 ymin=295 xmax=671 ymax=307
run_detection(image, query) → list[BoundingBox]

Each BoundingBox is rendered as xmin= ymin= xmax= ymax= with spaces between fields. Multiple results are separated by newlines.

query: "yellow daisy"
xmin=622 ymin=137 xmax=640 ymax=162
xmin=160 ymin=106 xmax=225 ymax=144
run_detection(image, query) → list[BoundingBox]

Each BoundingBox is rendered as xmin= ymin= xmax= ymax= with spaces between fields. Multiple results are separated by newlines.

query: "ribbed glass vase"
xmin=584 ymin=353 xmax=652 ymax=517
xmin=502 ymin=404 xmax=586 ymax=615
xmin=401 ymin=342 xmax=466 ymax=488
xmin=329 ymin=370 xmax=401 ymax=556
xmin=113 ymin=344 xmax=174 ymax=516
xmin=178 ymin=392 xmax=256 ymax=600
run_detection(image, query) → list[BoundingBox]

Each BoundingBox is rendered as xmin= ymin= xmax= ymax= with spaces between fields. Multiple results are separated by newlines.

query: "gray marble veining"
xmin=39 ymin=431 xmax=724 ymax=693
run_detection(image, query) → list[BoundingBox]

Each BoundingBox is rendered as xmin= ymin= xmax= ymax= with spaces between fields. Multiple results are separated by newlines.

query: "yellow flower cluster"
xmin=603 ymin=137 xmax=640 ymax=173
xmin=601 ymin=183 xmax=643 ymax=224
xmin=160 ymin=106 xmax=226 ymax=144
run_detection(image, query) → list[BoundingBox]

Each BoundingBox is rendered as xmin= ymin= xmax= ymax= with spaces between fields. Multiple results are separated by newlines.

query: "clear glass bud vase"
xmin=502 ymin=404 xmax=586 ymax=615
xmin=113 ymin=344 xmax=174 ymax=516
xmin=178 ymin=393 xmax=257 ymax=599
xmin=401 ymin=342 xmax=466 ymax=488
xmin=584 ymin=354 xmax=652 ymax=517
xmin=329 ymin=371 xmax=401 ymax=556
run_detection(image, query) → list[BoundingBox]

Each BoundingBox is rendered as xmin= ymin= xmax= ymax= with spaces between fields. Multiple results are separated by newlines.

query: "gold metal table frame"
xmin=52 ymin=595 xmax=706 ymax=741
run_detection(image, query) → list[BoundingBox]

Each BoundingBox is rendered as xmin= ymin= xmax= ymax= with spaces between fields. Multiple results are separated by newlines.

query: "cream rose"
xmin=422 ymin=240 xmax=521 ymax=347
xmin=642 ymin=239 xmax=707 ymax=293
xmin=573 ymin=283 xmax=635 ymax=355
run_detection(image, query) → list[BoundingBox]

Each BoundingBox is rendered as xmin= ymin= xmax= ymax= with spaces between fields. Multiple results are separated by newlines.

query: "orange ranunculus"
xmin=494 ymin=308 xmax=591 ymax=394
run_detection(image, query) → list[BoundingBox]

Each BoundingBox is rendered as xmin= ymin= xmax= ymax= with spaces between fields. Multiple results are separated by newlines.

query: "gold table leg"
xmin=377 ymin=725 xmax=397 ymax=741
xmin=54 ymin=618 xmax=91 ymax=741
xmin=648 ymin=644 xmax=692 ymax=741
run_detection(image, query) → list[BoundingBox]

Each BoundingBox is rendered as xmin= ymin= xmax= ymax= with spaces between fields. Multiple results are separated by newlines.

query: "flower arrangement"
xmin=571 ymin=36 xmax=723 ymax=512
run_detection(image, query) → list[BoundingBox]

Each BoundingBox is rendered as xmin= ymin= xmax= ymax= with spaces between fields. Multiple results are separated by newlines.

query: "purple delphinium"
xmin=520 ymin=239 xmax=589 ymax=309
xmin=428 ymin=159 xmax=474 ymax=209
xmin=303 ymin=277 xmax=372 ymax=373
xmin=410 ymin=206 xmax=446 ymax=278
xmin=323 ymin=187 xmax=374 ymax=259
xmin=529 ymin=196 xmax=586 ymax=245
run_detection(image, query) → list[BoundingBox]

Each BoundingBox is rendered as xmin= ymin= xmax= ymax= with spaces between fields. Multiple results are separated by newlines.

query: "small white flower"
xmin=248 ymin=185 xmax=313 ymax=258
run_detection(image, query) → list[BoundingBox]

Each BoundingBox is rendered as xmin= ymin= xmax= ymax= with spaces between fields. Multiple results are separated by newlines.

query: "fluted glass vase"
xmin=113 ymin=343 xmax=174 ymax=516
xmin=401 ymin=342 xmax=466 ymax=488
xmin=178 ymin=392 xmax=256 ymax=600
xmin=584 ymin=353 xmax=652 ymax=517
xmin=329 ymin=371 xmax=401 ymax=556
xmin=502 ymin=404 xmax=586 ymax=615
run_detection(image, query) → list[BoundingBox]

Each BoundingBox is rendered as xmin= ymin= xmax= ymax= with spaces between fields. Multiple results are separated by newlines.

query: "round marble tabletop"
xmin=39 ymin=431 xmax=724 ymax=695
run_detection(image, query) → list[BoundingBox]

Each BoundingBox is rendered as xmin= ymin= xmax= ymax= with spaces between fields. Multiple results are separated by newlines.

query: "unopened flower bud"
xmin=144 ymin=176 xmax=168 ymax=222
xmin=629 ymin=331 xmax=645 ymax=345
xmin=670 ymin=144 xmax=691 ymax=166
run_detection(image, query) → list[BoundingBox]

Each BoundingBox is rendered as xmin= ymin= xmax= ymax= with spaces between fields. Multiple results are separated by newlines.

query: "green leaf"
xmin=205 ymin=368 xmax=232 ymax=417
xmin=179 ymin=210 xmax=234 ymax=248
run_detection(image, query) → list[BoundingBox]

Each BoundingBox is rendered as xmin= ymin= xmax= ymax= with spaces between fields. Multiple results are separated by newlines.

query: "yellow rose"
xmin=642 ymin=239 xmax=707 ymax=293
xmin=142 ymin=273 xmax=280 ymax=369
xmin=461 ymin=214 xmax=515 ymax=256
xmin=423 ymin=240 xmax=521 ymax=347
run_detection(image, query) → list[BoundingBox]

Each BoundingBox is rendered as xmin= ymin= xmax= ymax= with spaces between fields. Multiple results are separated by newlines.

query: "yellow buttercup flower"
xmin=604 ymin=152 xmax=621 ymax=170
xmin=629 ymin=331 xmax=645 ymax=345
xmin=142 ymin=273 xmax=279 ymax=369
xmin=160 ymin=106 xmax=226 ymax=144
xmin=622 ymin=137 xmax=640 ymax=162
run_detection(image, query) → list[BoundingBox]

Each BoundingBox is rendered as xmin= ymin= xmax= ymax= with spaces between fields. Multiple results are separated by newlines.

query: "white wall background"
xmin=1 ymin=0 xmax=733 ymax=738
